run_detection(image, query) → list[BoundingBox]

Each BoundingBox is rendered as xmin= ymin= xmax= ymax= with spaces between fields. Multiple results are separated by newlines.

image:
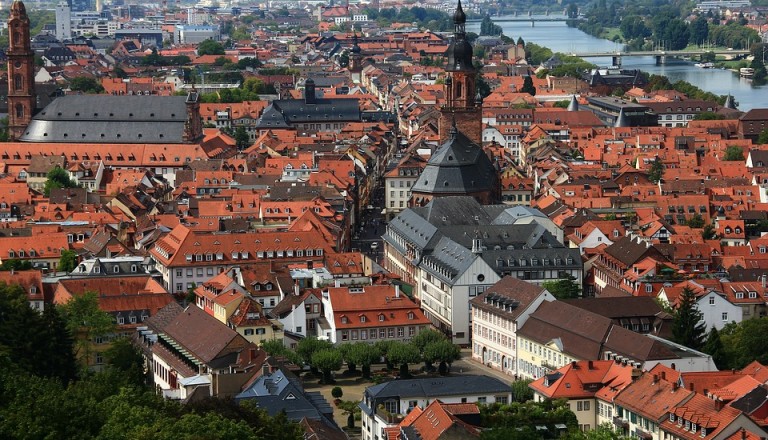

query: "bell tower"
xmin=349 ymin=31 xmax=363 ymax=84
xmin=7 ymin=0 xmax=35 ymax=141
xmin=439 ymin=0 xmax=482 ymax=145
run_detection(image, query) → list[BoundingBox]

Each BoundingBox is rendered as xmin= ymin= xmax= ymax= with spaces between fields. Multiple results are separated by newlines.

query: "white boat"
xmin=695 ymin=62 xmax=715 ymax=68
xmin=740 ymin=67 xmax=754 ymax=78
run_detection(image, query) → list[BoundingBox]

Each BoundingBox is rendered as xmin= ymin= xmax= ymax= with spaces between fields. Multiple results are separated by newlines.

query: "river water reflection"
xmin=467 ymin=17 xmax=765 ymax=110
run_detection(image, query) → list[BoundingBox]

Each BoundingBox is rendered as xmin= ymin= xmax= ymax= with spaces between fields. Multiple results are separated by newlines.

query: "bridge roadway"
xmin=570 ymin=49 xmax=750 ymax=58
xmin=466 ymin=17 xmax=578 ymax=22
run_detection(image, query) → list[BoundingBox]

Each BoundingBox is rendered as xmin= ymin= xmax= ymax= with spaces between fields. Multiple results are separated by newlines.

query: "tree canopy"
xmin=44 ymin=167 xmax=78 ymax=197
xmin=671 ymin=287 xmax=706 ymax=350
xmin=197 ymin=39 xmax=226 ymax=56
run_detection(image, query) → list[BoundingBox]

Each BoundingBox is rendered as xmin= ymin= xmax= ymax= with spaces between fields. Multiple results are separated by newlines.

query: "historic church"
xmin=410 ymin=0 xmax=501 ymax=206
xmin=6 ymin=0 xmax=203 ymax=144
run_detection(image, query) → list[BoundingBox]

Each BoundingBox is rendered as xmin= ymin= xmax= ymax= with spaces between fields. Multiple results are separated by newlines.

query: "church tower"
xmin=7 ymin=0 xmax=35 ymax=141
xmin=349 ymin=31 xmax=363 ymax=84
xmin=439 ymin=0 xmax=482 ymax=145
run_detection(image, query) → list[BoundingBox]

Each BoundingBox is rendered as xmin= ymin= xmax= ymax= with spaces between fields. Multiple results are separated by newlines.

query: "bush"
xmin=331 ymin=386 xmax=343 ymax=399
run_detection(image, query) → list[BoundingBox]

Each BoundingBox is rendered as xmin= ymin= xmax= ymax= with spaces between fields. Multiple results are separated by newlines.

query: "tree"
xmin=690 ymin=16 xmax=709 ymax=45
xmin=69 ymin=76 xmax=104 ymax=94
xmin=423 ymin=340 xmax=461 ymax=375
xmin=701 ymin=224 xmax=717 ymax=240
xmin=59 ymin=291 xmax=116 ymax=367
xmin=0 ymin=284 xmax=77 ymax=383
xmin=480 ymin=15 xmax=503 ymax=36
xmin=758 ymin=128 xmax=768 ymax=145
xmin=671 ymin=287 xmax=706 ymax=350
xmin=197 ymin=39 xmax=226 ymax=55
xmin=311 ymin=349 xmax=342 ymax=384
xmin=44 ymin=167 xmax=78 ymax=196
xmin=103 ymin=337 xmax=147 ymax=386
xmin=338 ymin=51 xmax=350 ymax=68
xmin=723 ymin=146 xmax=745 ymax=161
xmin=234 ymin=126 xmax=250 ymax=150
xmin=749 ymin=55 xmax=767 ymax=84
xmin=331 ymin=386 xmax=343 ymax=399
xmin=566 ymin=3 xmax=579 ymax=19
xmin=648 ymin=156 xmax=664 ymax=183
xmin=686 ymin=214 xmax=705 ymax=228
xmin=702 ymin=327 xmax=727 ymax=369
xmin=385 ymin=342 xmax=421 ymax=379
xmin=542 ymin=276 xmax=582 ymax=299
xmin=620 ymin=15 xmax=650 ymax=41
xmin=344 ymin=342 xmax=381 ymax=379
xmin=511 ymin=378 xmax=534 ymax=402
xmin=411 ymin=328 xmax=446 ymax=371
xmin=58 ymin=250 xmax=78 ymax=273
xmin=521 ymin=76 xmax=536 ymax=96
xmin=297 ymin=337 xmax=333 ymax=373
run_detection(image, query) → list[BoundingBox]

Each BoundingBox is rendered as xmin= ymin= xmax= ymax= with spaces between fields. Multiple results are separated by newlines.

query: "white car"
xmin=370 ymin=242 xmax=379 ymax=250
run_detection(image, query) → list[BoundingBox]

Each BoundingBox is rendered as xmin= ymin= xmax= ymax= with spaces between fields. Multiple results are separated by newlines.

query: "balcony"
xmin=376 ymin=406 xmax=404 ymax=425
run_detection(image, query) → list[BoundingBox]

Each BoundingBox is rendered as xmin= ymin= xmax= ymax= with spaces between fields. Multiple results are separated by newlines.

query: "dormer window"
xmin=360 ymin=315 xmax=366 ymax=323
xmin=113 ymin=266 xmax=119 ymax=273
xmin=408 ymin=312 xmax=414 ymax=320
xmin=341 ymin=316 xmax=348 ymax=324
xmin=378 ymin=314 xmax=385 ymax=322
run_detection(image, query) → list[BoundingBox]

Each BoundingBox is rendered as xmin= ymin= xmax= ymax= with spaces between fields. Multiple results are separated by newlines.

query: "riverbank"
xmin=471 ymin=17 xmax=765 ymax=110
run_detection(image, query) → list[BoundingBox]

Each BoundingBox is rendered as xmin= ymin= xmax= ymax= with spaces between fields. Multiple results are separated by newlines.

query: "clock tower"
xmin=7 ymin=0 xmax=35 ymax=141
xmin=438 ymin=0 xmax=482 ymax=145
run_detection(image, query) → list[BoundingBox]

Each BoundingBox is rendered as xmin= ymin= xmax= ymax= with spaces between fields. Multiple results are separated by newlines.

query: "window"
xmin=388 ymin=328 xmax=395 ymax=338
xmin=341 ymin=331 xmax=349 ymax=341
xmin=645 ymin=284 xmax=653 ymax=293
xmin=709 ymin=296 xmax=715 ymax=305
xmin=244 ymin=329 xmax=255 ymax=336
xmin=296 ymin=326 xmax=302 ymax=333
xmin=722 ymin=312 xmax=728 ymax=321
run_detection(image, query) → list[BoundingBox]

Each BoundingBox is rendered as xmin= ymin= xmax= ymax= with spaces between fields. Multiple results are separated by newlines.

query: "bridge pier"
xmin=612 ymin=56 xmax=622 ymax=68
xmin=655 ymin=55 xmax=666 ymax=65
xmin=531 ymin=20 xmax=534 ymax=27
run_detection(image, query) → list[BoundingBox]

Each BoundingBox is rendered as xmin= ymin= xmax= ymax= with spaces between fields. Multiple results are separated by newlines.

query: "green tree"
xmin=311 ymin=349 xmax=342 ymax=384
xmin=197 ymin=39 xmax=226 ymax=55
xmin=690 ymin=16 xmax=709 ymax=45
xmin=686 ymin=214 xmax=705 ymax=228
xmin=411 ymin=328 xmax=446 ymax=370
xmin=702 ymin=327 xmax=728 ymax=369
xmin=338 ymin=51 xmax=349 ymax=68
xmin=702 ymin=224 xmax=717 ymax=240
xmin=58 ymin=249 xmax=78 ymax=273
xmin=331 ymin=386 xmax=343 ymax=399
xmin=620 ymin=15 xmax=650 ymax=40
xmin=386 ymin=342 xmax=421 ymax=378
xmin=671 ymin=287 xmax=706 ymax=350
xmin=0 ymin=284 xmax=77 ymax=383
xmin=521 ymin=75 xmax=536 ymax=96
xmin=511 ymin=378 xmax=534 ymax=402
xmin=423 ymin=340 xmax=461 ymax=375
xmin=723 ymin=146 xmax=745 ymax=161
xmin=234 ymin=126 xmax=250 ymax=150
xmin=345 ymin=342 xmax=381 ymax=379
xmin=542 ymin=276 xmax=582 ymax=299
xmin=297 ymin=337 xmax=333 ymax=373
xmin=757 ymin=128 xmax=768 ymax=145
xmin=648 ymin=156 xmax=664 ymax=183
xmin=59 ymin=291 xmax=116 ymax=367
xmin=68 ymin=76 xmax=104 ymax=94
xmin=103 ymin=337 xmax=147 ymax=386
xmin=44 ymin=167 xmax=78 ymax=196
xmin=751 ymin=56 xmax=767 ymax=84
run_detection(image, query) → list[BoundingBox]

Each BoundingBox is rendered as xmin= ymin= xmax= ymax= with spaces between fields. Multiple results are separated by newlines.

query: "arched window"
xmin=13 ymin=32 xmax=20 ymax=46
xmin=15 ymin=104 xmax=24 ymax=119
xmin=14 ymin=74 xmax=22 ymax=91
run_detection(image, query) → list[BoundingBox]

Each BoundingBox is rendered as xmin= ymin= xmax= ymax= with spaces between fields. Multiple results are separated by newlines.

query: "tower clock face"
xmin=14 ymin=61 xmax=21 ymax=69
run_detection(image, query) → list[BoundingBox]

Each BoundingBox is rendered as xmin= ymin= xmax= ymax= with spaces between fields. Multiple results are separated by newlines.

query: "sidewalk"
xmin=451 ymin=348 xmax=516 ymax=385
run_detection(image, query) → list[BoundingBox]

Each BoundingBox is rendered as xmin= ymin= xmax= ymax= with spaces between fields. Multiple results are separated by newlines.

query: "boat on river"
xmin=695 ymin=62 xmax=715 ymax=68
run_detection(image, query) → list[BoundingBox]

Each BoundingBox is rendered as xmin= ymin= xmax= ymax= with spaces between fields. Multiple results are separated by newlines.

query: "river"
xmin=467 ymin=17 xmax=765 ymax=110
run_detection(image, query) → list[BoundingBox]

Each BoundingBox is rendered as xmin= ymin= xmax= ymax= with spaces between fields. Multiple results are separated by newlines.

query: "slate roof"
xmin=236 ymin=368 xmax=336 ymax=423
xmin=254 ymin=97 xmax=361 ymax=129
xmin=411 ymin=130 xmax=499 ymax=196
xmin=470 ymin=276 xmax=547 ymax=321
xmin=362 ymin=375 xmax=510 ymax=409
xmin=20 ymin=95 xmax=190 ymax=144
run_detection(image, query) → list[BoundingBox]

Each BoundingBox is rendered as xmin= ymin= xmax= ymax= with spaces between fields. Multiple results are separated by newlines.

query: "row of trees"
xmin=262 ymin=329 xmax=461 ymax=384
